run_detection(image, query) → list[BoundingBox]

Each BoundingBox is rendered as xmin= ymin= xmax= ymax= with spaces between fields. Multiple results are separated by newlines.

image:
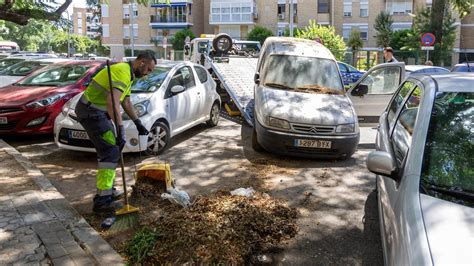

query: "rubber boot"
xmin=93 ymin=195 xmax=123 ymax=214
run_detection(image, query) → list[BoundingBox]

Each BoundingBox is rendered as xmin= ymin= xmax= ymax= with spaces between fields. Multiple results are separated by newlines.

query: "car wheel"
xmin=252 ymin=127 xmax=264 ymax=152
xmin=146 ymin=121 xmax=170 ymax=155
xmin=207 ymin=102 xmax=220 ymax=127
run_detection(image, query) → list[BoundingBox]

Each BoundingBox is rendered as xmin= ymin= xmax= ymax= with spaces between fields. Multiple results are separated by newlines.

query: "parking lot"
xmin=4 ymin=118 xmax=382 ymax=264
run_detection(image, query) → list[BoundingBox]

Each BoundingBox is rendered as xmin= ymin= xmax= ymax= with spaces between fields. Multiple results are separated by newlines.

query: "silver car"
xmin=252 ymin=37 xmax=359 ymax=159
xmin=366 ymin=73 xmax=474 ymax=265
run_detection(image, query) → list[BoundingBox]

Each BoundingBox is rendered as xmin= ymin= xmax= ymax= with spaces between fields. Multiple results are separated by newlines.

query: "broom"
xmin=104 ymin=59 xmax=140 ymax=231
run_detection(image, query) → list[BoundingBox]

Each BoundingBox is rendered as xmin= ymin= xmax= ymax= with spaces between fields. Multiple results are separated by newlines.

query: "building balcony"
xmin=209 ymin=13 xmax=257 ymax=25
xmin=149 ymin=15 xmax=192 ymax=29
xmin=150 ymin=0 xmax=193 ymax=8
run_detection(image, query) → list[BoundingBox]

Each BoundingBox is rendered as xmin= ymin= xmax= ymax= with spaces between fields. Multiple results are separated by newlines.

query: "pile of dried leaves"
xmin=129 ymin=183 xmax=298 ymax=264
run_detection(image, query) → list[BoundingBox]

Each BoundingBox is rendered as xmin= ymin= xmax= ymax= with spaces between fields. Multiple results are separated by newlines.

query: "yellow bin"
xmin=135 ymin=163 xmax=174 ymax=190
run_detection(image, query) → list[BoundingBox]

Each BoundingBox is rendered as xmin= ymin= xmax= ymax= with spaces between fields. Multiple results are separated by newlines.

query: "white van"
xmin=252 ymin=37 xmax=359 ymax=159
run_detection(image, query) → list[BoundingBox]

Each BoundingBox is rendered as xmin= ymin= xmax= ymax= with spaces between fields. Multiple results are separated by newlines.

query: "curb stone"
xmin=0 ymin=140 xmax=124 ymax=265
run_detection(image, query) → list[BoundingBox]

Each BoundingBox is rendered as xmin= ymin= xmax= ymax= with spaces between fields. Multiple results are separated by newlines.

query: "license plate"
xmin=294 ymin=139 xmax=332 ymax=149
xmin=0 ymin=117 xmax=7 ymax=124
xmin=69 ymin=130 xmax=89 ymax=140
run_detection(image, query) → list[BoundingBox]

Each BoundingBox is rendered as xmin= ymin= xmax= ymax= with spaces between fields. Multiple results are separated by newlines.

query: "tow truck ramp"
xmin=210 ymin=57 xmax=258 ymax=126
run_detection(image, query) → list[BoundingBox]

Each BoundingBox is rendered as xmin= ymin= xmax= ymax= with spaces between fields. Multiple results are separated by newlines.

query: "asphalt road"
xmin=3 ymin=119 xmax=383 ymax=265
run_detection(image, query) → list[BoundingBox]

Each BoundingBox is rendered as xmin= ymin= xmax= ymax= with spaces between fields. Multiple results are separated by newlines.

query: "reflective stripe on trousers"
xmin=74 ymin=100 xmax=120 ymax=193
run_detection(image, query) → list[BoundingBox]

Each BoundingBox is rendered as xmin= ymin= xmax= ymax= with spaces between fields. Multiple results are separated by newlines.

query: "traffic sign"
xmin=421 ymin=33 xmax=436 ymax=46
xmin=421 ymin=46 xmax=434 ymax=51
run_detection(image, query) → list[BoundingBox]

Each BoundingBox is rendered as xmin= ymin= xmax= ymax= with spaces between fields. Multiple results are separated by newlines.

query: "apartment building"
xmin=101 ymin=0 xmax=202 ymax=60
xmin=101 ymin=0 xmax=473 ymax=63
xmin=72 ymin=7 xmax=100 ymax=39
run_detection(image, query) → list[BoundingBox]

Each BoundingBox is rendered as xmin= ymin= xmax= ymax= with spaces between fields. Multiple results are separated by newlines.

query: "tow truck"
xmin=184 ymin=34 xmax=260 ymax=126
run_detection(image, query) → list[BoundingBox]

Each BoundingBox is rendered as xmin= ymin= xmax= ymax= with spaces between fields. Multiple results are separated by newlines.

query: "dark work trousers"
xmin=75 ymin=99 xmax=120 ymax=196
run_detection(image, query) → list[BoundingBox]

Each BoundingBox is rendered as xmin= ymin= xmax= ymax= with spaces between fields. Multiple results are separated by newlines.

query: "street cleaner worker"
xmin=75 ymin=52 xmax=156 ymax=213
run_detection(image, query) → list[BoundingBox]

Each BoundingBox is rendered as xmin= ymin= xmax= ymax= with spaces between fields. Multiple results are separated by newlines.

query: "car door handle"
xmin=197 ymin=92 xmax=201 ymax=95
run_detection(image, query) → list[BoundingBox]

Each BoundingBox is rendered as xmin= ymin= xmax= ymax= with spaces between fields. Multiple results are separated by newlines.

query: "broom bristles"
xmin=110 ymin=212 xmax=139 ymax=232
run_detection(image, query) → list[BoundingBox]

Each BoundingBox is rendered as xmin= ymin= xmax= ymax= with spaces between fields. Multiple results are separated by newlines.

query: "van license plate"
xmin=294 ymin=139 xmax=332 ymax=149
xmin=0 ymin=117 xmax=7 ymax=124
xmin=70 ymin=130 xmax=89 ymax=140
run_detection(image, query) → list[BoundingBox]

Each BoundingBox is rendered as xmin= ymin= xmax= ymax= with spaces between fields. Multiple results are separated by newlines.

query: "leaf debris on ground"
xmin=126 ymin=179 xmax=299 ymax=264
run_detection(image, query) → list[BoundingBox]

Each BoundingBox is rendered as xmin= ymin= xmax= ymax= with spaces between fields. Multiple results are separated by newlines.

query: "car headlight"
xmin=122 ymin=100 xmax=150 ymax=120
xmin=61 ymin=98 xmax=73 ymax=116
xmin=336 ymin=123 xmax=355 ymax=133
xmin=26 ymin=93 xmax=66 ymax=109
xmin=268 ymin=116 xmax=291 ymax=130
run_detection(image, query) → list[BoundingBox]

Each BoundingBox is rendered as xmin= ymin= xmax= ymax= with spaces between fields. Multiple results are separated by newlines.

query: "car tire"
xmin=207 ymin=102 xmax=220 ymax=127
xmin=146 ymin=120 xmax=170 ymax=156
xmin=212 ymin=33 xmax=233 ymax=54
xmin=252 ymin=127 xmax=264 ymax=152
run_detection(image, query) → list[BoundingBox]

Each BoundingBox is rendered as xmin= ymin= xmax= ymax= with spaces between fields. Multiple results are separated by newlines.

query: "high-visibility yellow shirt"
xmin=83 ymin=62 xmax=134 ymax=110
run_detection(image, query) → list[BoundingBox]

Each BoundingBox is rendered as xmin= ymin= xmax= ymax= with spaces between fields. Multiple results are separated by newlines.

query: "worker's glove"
xmin=117 ymin=125 xmax=126 ymax=151
xmin=133 ymin=119 xmax=149 ymax=136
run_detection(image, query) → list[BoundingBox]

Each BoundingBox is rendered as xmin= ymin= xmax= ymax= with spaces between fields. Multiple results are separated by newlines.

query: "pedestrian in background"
xmin=383 ymin=47 xmax=398 ymax=63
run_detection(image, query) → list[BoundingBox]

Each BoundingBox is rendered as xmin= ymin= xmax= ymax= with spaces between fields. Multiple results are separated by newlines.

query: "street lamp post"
xmin=66 ymin=9 xmax=71 ymax=58
xmin=130 ymin=0 xmax=135 ymax=57
xmin=289 ymin=0 xmax=294 ymax=37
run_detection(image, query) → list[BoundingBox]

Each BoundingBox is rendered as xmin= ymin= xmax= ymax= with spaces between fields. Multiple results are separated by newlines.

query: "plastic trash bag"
xmin=230 ymin=187 xmax=256 ymax=198
xmin=161 ymin=188 xmax=191 ymax=207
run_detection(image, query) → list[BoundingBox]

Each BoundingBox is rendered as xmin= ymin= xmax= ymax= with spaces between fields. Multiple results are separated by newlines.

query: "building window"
xmin=360 ymin=30 xmax=368 ymax=40
xmin=360 ymin=2 xmax=368 ymax=17
xmin=133 ymin=24 xmax=138 ymax=39
xmin=132 ymin=4 xmax=138 ymax=17
xmin=387 ymin=2 xmax=412 ymax=15
xmin=123 ymin=25 xmax=130 ymax=39
xmin=123 ymin=5 xmax=130 ymax=18
xmin=318 ymin=0 xmax=329 ymax=13
xmin=278 ymin=4 xmax=285 ymax=20
xmin=101 ymin=4 xmax=109 ymax=17
xmin=344 ymin=1 xmax=352 ymax=17
xmin=102 ymin=24 xmax=109 ymax=37
xmin=343 ymin=26 xmax=351 ymax=41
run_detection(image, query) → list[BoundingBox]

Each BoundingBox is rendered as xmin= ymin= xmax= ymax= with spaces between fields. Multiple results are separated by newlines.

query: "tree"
xmin=295 ymin=20 xmax=347 ymax=61
xmin=0 ymin=0 xmax=72 ymax=25
xmin=51 ymin=31 xmax=99 ymax=54
xmin=374 ymin=11 xmax=393 ymax=48
xmin=0 ymin=19 xmax=57 ymax=51
xmin=247 ymin=26 xmax=274 ymax=45
xmin=0 ymin=0 xmax=151 ymax=25
xmin=170 ymin=28 xmax=195 ymax=50
xmin=347 ymin=29 xmax=364 ymax=66
xmin=429 ymin=0 xmax=472 ymax=65
xmin=389 ymin=29 xmax=411 ymax=50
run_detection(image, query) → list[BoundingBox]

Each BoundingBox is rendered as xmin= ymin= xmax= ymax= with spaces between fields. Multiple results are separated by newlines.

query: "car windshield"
xmin=420 ymin=92 xmax=474 ymax=207
xmin=451 ymin=65 xmax=473 ymax=72
xmin=346 ymin=64 xmax=359 ymax=72
xmin=17 ymin=64 xmax=91 ymax=86
xmin=0 ymin=58 xmax=24 ymax=71
xmin=0 ymin=61 xmax=48 ymax=76
xmin=263 ymin=55 xmax=343 ymax=95
xmin=131 ymin=67 xmax=171 ymax=92
xmin=235 ymin=42 xmax=261 ymax=53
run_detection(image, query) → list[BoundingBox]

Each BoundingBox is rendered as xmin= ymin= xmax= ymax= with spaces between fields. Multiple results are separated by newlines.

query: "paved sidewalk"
xmin=0 ymin=140 xmax=123 ymax=265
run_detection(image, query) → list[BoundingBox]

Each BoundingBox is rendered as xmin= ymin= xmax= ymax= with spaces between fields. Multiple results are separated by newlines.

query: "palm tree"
xmin=374 ymin=11 xmax=393 ymax=48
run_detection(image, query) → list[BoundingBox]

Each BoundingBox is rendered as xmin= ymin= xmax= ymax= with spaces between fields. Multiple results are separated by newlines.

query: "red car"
xmin=0 ymin=61 xmax=104 ymax=135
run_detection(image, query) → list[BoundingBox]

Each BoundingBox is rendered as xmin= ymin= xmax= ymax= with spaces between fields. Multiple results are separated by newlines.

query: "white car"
xmin=252 ymin=37 xmax=359 ymax=159
xmin=0 ymin=58 xmax=70 ymax=87
xmin=54 ymin=61 xmax=221 ymax=154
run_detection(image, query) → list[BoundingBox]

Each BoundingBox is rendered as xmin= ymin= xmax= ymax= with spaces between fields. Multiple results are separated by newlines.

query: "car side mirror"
xmin=366 ymin=151 xmax=397 ymax=179
xmin=351 ymin=84 xmax=368 ymax=96
xmin=170 ymin=85 xmax=185 ymax=95
xmin=254 ymin=72 xmax=260 ymax=84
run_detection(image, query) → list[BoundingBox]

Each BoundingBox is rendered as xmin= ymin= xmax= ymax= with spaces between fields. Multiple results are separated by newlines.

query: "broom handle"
xmin=106 ymin=60 xmax=129 ymax=207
